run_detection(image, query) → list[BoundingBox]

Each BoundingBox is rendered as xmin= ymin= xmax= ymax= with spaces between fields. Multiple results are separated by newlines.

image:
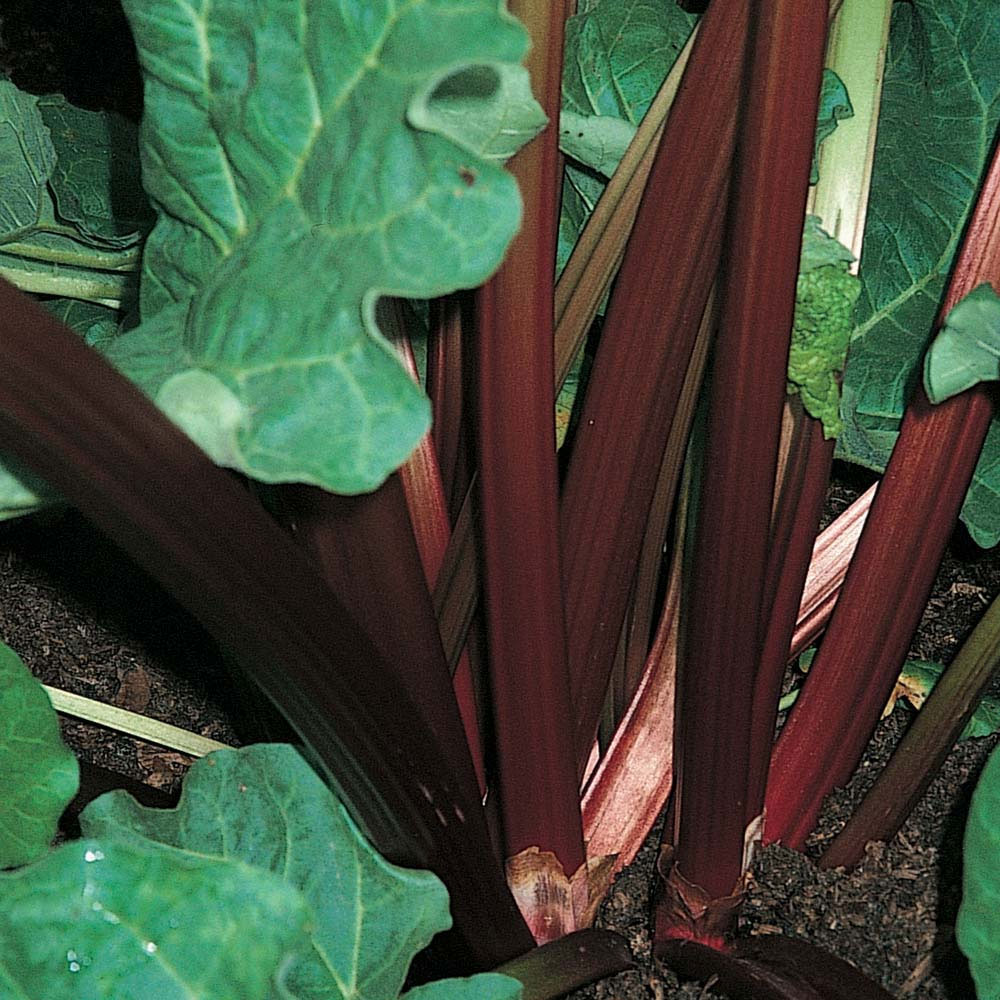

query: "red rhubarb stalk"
xmin=474 ymin=1 xmax=585 ymax=888
xmin=0 ymin=277 xmax=534 ymax=969
xmin=745 ymin=406 xmax=835 ymax=823
xmin=765 ymin=139 xmax=1000 ymax=850
xmin=386 ymin=305 xmax=488 ymax=794
xmin=663 ymin=0 xmax=828 ymax=921
xmin=426 ymin=293 xmax=474 ymax=520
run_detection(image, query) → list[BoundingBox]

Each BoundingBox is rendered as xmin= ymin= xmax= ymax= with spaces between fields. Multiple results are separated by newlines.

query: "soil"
xmin=4 ymin=4 xmax=1000 ymax=998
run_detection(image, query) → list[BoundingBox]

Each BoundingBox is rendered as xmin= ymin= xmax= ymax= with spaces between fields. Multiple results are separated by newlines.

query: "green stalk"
xmin=663 ymin=0 xmax=828 ymax=919
xmin=0 ymin=258 xmax=133 ymax=309
xmin=0 ymin=238 xmax=140 ymax=271
xmin=474 ymin=1 xmax=585 ymax=884
xmin=45 ymin=686 xmax=230 ymax=758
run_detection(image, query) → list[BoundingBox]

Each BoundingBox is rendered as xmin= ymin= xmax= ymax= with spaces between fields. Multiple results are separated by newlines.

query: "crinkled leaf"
xmin=104 ymin=0 xmax=537 ymax=493
xmin=787 ymin=218 xmax=860 ymax=437
xmin=811 ymin=70 xmax=853 ymax=184
xmin=799 ymin=213 xmax=856 ymax=274
xmin=838 ymin=0 xmax=1000 ymax=547
xmin=0 ymin=78 xmax=55 ymax=239
xmin=924 ymin=283 xmax=1000 ymax=404
xmin=80 ymin=744 xmax=452 ymax=1000
xmin=403 ymin=974 xmax=523 ymax=1000
xmin=0 ymin=837 xmax=309 ymax=1000
xmin=958 ymin=742 xmax=1000 ymax=999
xmin=0 ymin=640 xmax=78 ymax=868
xmin=37 ymin=94 xmax=153 ymax=248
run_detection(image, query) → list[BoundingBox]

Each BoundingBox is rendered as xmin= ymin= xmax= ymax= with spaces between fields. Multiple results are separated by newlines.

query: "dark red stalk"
xmin=664 ymin=0 xmax=827 ymax=908
xmin=385 ymin=300 xmax=487 ymax=793
xmin=745 ymin=405 xmax=834 ymax=823
xmin=473 ymin=3 xmax=584 ymax=874
xmin=765 ymin=139 xmax=1000 ymax=850
xmin=656 ymin=935 xmax=894 ymax=999
xmin=0 ymin=277 xmax=533 ymax=969
xmin=559 ymin=0 xmax=750 ymax=771
xmin=264 ymin=475 xmax=488 ymax=809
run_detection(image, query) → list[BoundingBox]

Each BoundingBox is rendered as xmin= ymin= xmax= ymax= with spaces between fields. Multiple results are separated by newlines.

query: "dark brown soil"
xmin=4 ymin=5 xmax=1000 ymax=997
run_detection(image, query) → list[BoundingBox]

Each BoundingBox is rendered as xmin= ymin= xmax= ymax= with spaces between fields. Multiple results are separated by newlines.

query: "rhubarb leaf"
xmin=557 ymin=0 xmax=696 ymax=271
xmin=559 ymin=109 xmax=635 ymax=178
xmin=958 ymin=742 xmax=1000 ymax=1000
xmin=0 ymin=78 xmax=55 ymax=239
xmin=838 ymin=0 xmax=1000 ymax=547
xmin=0 ymin=837 xmax=310 ymax=999
xmin=0 ymin=640 xmax=79 ymax=869
xmin=80 ymin=744 xmax=457 ymax=1000
xmin=408 ymin=63 xmax=546 ymax=162
xmin=924 ymin=283 xmax=1000 ymax=404
xmin=42 ymin=298 xmax=121 ymax=349
xmin=37 ymin=94 xmax=152 ymax=248
xmin=100 ymin=0 xmax=537 ymax=494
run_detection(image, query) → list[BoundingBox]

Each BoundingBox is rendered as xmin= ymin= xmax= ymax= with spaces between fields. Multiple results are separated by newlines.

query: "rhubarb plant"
xmin=0 ymin=0 xmax=999 ymax=996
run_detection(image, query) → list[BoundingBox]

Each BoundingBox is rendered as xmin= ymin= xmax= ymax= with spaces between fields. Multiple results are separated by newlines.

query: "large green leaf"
xmin=0 ymin=640 xmax=78 ymax=868
xmin=958 ymin=742 xmax=1000 ymax=999
xmin=80 ymin=744 xmax=491 ymax=1000
xmin=838 ymin=0 xmax=1000 ymax=547
xmin=0 ymin=837 xmax=310 ymax=1000
xmin=99 ymin=0 xmax=540 ymax=494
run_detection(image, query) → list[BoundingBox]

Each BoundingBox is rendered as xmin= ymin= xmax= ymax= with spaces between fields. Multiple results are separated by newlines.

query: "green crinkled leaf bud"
xmin=786 ymin=217 xmax=861 ymax=439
